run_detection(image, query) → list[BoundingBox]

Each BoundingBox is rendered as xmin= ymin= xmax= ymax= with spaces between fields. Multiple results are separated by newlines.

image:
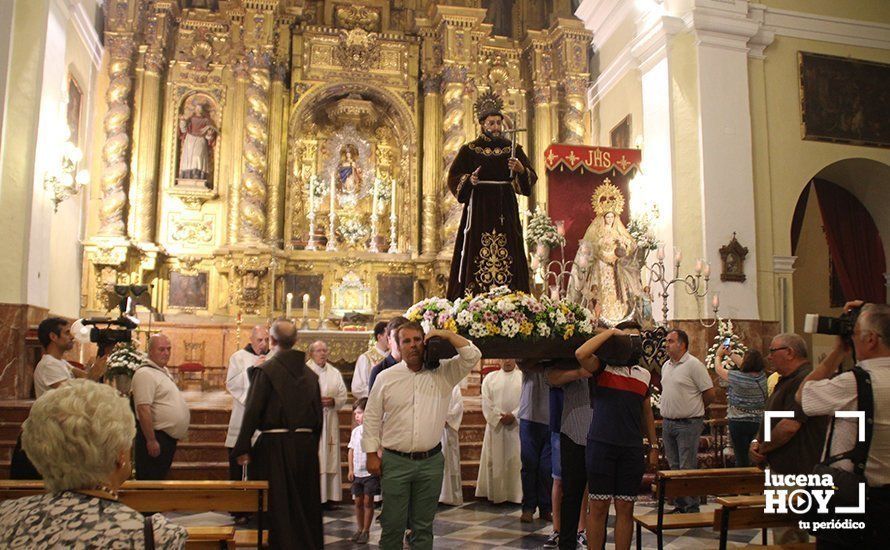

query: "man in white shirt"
xmin=659 ymin=329 xmax=715 ymax=513
xmin=352 ymin=321 xmax=389 ymax=400
xmin=12 ymin=317 xmax=108 ymax=479
xmin=363 ymin=323 xmax=481 ymax=550
xmin=307 ymin=340 xmax=349 ymax=506
xmin=476 ymin=360 xmax=523 ymax=504
xmin=224 ymin=325 xmax=269 ymax=483
xmin=797 ymin=302 xmax=890 ymax=547
xmin=33 ymin=317 xmax=107 ymax=397
xmin=439 ymin=383 xmax=465 ymax=505
xmin=132 ymin=333 xmax=191 ymax=480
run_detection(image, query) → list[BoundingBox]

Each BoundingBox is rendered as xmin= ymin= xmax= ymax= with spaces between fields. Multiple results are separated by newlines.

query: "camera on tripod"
xmin=804 ymin=306 xmax=862 ymax=343
xmin=73 ymin=285 xmax=148 ymax=356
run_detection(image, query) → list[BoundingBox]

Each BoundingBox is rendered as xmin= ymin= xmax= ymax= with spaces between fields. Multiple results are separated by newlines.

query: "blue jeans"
xmin=728 ymin=419 xmax=760 ymax=468
xmin=520 ymin=419 xmax=552 ymax=514
xmin=662 ymin=418 xmax=703 ymax=512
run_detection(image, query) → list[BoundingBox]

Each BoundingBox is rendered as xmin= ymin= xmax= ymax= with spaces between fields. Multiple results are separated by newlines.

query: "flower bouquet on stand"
xmin=105 ymin=341 xmax=144 ymax=394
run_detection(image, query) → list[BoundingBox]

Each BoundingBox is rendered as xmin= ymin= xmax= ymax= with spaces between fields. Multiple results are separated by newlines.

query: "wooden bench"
xmin=634 ymin=467 xmax=763 ymax=550
xmin=713 ymin=495 xmax=803 ymax=550
xmin=739 ymin=545 xmax=815 ymax=550
xmin=0 ymin=480 xmax=268 ymax=549
xmin=185 ymin=526 xmax=236 ymax=549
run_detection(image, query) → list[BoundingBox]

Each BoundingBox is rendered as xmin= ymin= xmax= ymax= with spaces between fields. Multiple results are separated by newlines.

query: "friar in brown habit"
xmin=446 ymin=90 xmax=537 ymax=300
xmin=233 ymin=319 xmax=324 ymax=549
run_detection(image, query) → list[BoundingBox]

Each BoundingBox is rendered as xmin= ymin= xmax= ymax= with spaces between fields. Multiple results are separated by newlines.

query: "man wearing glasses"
xmin=748 ymin=333 xmax=827 ymax=544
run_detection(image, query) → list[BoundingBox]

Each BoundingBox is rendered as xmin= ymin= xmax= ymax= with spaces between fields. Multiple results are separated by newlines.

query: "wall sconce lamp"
xmin=44 ymin=125 xmax=89 ymax=212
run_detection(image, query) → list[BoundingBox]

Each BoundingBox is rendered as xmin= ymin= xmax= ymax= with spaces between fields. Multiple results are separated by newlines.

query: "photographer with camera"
xmin=11 ymin=318 xmax=109 ymax=480
xmin=795 ymin=301 xmax=890 ymax=548
xmin=362 ymin=324 xmax=480 ymax=550
xmin=33 ymin=317 xmax=108 ymax=396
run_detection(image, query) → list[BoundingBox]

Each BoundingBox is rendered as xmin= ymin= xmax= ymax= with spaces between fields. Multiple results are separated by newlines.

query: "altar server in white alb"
xmin=307 ymin=340 xmax=349 ymax=504
xmin=224 ymin=325 xmax=269 ymax=482
xmin=352 ymin=321 xmax=389 ymax=400
xmin=439 ymin=383 xmax=465 ymax=505
xmin=476 ymin=360 xmax=523 ymax=503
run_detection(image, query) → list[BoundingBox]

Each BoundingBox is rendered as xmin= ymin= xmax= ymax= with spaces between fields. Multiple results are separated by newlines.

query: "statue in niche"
xmin=177 ymin=99 xmax=217 ymax=187
xmin=483 ymin=0 xmax=513 ymax=38
xmin=337 ymin=143 xmax=363 ymax=195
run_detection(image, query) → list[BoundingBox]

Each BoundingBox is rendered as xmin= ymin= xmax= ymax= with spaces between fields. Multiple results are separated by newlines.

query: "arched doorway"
xmin=791 ymin=158 xmax=889 ymax=358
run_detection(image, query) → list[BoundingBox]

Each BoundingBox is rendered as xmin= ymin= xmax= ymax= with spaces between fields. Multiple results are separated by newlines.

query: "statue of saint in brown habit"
xmin=446 ymin=91 xmax=537 ymax=300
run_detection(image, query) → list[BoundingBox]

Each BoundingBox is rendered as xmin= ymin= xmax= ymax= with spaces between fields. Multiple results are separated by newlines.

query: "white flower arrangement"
xmin=337 ymin=216 xmax=371 ymax=245
xmin=525 ymin=208 xmax=566 ymax=250
xmin=627 ymin=204 xmax=660 ymax=253
xmin=705 ymin=318 xmax=749 ymax=370
xmin=105 ymin=341 xmax=144 ymax=378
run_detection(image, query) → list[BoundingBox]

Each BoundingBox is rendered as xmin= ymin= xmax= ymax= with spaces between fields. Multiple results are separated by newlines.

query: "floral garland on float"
xmin=406 ymin=286 xmax=598 ymax=359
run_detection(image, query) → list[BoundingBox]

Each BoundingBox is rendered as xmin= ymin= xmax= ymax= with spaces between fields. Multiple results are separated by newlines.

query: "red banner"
xmin=544 ymin=145 xmax=641 ymax=262
xmin=544 ymin=145 xmax=641 ymax=175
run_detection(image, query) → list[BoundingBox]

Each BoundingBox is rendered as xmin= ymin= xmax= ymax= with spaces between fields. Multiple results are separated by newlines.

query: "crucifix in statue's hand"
xmin=503 ymin=114 xmax=527 ymax=179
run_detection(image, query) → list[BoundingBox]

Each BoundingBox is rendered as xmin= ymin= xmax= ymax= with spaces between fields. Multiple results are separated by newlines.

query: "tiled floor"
xmin=320 ymin=499 xmax=767 ymax=549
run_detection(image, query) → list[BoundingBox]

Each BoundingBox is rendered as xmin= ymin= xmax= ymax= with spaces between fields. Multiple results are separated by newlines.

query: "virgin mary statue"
xmin=567 ymin=181 xmax=643 ymax=323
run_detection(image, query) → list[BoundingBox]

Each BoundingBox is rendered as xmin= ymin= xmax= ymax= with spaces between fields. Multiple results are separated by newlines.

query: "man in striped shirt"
xmin=576 ymin=325 xmax=659 ymax=550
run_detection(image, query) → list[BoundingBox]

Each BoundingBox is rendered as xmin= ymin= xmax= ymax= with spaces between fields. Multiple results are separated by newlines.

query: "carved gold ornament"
xmin=475 ymin=230 xmax=513 ymax=289
xmin=591 ymin=180 xmax=625 ymax=216
xmin=336 ymin=29 xmax=380 ymax=71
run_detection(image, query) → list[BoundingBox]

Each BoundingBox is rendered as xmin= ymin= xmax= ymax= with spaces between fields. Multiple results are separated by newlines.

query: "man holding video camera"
xmin=11 ymin=318 xmax=109 ymax=479
xmin=362 ymin=323 xmax=480 ymax=550
xmin=796 ymin=301 xmax=890 ymax=548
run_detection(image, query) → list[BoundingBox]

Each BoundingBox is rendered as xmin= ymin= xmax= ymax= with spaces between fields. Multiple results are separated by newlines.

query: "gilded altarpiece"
xmin=82 ymin=0 xmax=591 ymax=331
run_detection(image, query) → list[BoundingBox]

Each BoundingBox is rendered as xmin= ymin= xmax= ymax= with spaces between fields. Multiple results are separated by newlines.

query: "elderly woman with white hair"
xmin=0 ymin=379 xmax=187 ymax=548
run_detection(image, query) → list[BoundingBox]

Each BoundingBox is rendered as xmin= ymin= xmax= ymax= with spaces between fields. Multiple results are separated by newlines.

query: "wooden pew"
xmin=0 ymin=480 xmax=268 ymax=549
xmin=185 ymin=526 xmax=236 ymax=549
xmin=713 ymin=495 xmax=807 ymax=550
xmin=633 ymin=467 xmax=763 ymax=550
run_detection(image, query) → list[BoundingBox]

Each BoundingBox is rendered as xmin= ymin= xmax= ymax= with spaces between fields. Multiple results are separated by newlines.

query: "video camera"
xmin=804 ymin=306 xmax=862 ymax=344
xmin=75 ymin=285 xmax=148 ymax=356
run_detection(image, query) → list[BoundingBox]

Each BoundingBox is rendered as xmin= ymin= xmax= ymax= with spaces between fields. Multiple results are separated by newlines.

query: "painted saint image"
xmin=178 ymin=101 xmax=217 ymax=184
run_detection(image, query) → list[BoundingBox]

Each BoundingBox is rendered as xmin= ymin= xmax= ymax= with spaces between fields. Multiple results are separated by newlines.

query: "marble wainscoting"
xmin=0 ymin=304 xmax=46 ymax=400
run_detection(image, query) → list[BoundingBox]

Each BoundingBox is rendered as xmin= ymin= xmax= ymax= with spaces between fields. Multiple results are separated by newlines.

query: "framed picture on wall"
xmin=169 ymin=272 xmax=209 ymax=310
xmin=799 ymin=51 xmax=890 ymax=149
xmin=609 ymin=115 xmax=632 ymax=149
xmin=67 ymin=74 xmax=83 ymax=145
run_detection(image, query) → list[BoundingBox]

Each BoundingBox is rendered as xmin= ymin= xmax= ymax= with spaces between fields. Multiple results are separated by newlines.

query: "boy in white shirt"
xmin=347 ymin=398 xmax=378 ymax=544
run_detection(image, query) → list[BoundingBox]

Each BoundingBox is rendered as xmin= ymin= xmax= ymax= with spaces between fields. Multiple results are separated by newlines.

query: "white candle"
xmin=286 ymin=292 xmax=293 ymax=318
xmin=390 ymin=177 xmax=396 ymax=218
xmin=302 ymin=293 xmax=309 ymax=319
xmin=712 ymin=294 xmax=720 ymax=310
xmin=330 ymin=175 xmax=336 ymax=211
xmin=657 ymin=245 xmax=665 ymax=261
xmin=703 ymin=262 xmax=711 ymax=278
xmin=694 ymin=259 xmax=703 ymax=275
xmin=674 ymin=247 xmax=682 ymax=265
xmin=308 ymin=176 xmax=315 ymax=214
xmin=556 ymin=220 xmax=565 ymax=237
xmin=319 ymin=294 xmax=326 ymax=320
